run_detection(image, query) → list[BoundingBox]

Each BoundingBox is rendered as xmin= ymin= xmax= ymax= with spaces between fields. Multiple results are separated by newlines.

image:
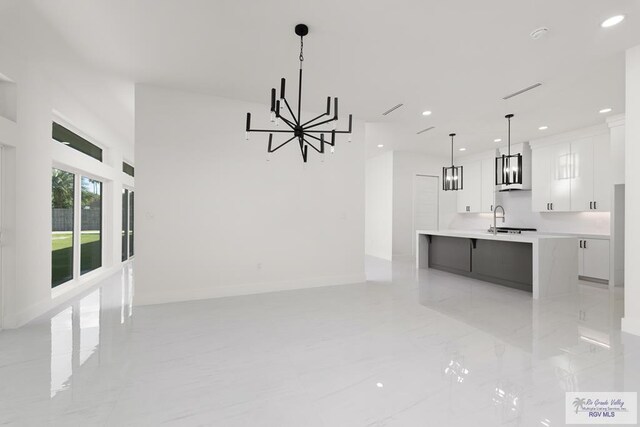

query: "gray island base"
xmin=416 ymin=230 xmax=579 ymax=299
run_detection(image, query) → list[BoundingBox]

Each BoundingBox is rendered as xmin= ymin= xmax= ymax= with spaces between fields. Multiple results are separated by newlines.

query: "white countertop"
xmin=416 ymin=229 xmax=578 ymax=243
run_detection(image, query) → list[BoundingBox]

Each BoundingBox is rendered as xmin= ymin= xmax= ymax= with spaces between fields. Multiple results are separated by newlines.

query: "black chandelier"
xmin=442 ymin=133 xmax=463 ymax=191
xmin=495 ymin=113 xmax=522 ymax=185
xmin=244 ymin=24 xmax=353 ymax=163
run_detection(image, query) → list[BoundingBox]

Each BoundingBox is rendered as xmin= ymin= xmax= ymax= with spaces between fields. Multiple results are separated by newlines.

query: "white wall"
xmin=365 ymin=151 xmax=393 ymax=260
xmin=0 ymin=2 xmax=134 ymax=328
xmin=392 ymin=151 xmax=456 ymax=257
xmin=623 ymin=45 xmax=640 ymax=336
xmin=134 ymin=85 xmax=365 ymax=305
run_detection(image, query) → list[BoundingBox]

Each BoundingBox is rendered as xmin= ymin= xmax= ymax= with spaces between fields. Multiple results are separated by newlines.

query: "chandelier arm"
xmin=248 ymin=128 xmax=295 ymax=133
xmin=304 ymin=117 xmax=337 ymax=130
xmin=303 ymin=137 xmax=324 ymax=154
xmin=304 ymin=129 xmax=349 ymax=134
xmin=304 ymin=132 xmax=332 ymax=146
xmin=302 ymin=112 xmax=329 ymax=128
xmin=278 ymin=115 xmax=297 ymax=130
xmin=298 ymin=140 xmax=308 ymax=162
xmin=282 ymin=98 xmax=299 ymax=125
xmin=268 ymin=135 xmax=297 ymax=152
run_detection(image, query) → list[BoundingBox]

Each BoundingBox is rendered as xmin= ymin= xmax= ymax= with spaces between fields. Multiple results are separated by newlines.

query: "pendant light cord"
xmin=508 ymin=115 xmax=511 ymax=156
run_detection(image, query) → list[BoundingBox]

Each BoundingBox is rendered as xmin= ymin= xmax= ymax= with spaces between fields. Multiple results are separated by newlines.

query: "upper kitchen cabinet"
xmin=480 ymin=156 xmax=496 ymax=212
xmin=496 ymin=142 xmax=532 ymax=191
xmin=457 ymin=151 xmax=496 ymax=213
xmin=531 ymin=141 xmax=572 ymax=212
xmin=570 ymin=133 xmax=611 ymax=212
xmin=457 ymin=160 xmax=482 ymax=213
xmin=531 ymin=125 xmax=611 ymax=213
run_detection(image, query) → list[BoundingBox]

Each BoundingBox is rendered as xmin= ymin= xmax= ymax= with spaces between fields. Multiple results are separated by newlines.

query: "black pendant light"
xmin=443 ymin=133 xmax=463 ymax=191
xmin=495 ymin=114 xmax=523 ymax=185
xmin=244 ymin=24 xmax=353 ymax=163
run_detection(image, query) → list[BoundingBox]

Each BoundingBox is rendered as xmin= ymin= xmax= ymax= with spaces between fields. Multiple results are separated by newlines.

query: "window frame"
xmin=51 ymin=164 xmax=106 ymax=296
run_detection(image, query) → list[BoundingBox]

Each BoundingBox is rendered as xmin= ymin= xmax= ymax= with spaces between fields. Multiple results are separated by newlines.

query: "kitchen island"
xmin=416 ymin=230 xmax=578 ymax=299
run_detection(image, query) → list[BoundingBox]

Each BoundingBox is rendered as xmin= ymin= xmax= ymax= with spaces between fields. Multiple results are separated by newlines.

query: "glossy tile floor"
xmin=1 ymin=259 xmax=639 ymax=426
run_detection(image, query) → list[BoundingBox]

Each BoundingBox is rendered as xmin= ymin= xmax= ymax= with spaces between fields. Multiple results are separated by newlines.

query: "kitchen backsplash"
xmin=448 ymin=190 xmax=611 ymax=235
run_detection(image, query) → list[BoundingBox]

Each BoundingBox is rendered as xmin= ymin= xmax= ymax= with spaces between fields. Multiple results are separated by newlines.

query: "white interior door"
xmin=413 ymin=175 xmax=439 ymax=255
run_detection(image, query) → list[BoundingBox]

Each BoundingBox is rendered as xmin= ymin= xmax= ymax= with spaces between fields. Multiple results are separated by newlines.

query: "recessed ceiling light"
xmin=494 ymin=138 xmax=502 ymax=143
xmin=377 ymin=144 xmax=384 ymax=148
xmin=422 ymin=110 xmax=432 ymax=116
xmin=601 ymin=15 xmax=625 ymax=28
xmin=459 ymin=147 xmax=466 ymax=151
xmin=376 ymin=382 xmax=384 ymax=388
xmin=538 ymin=126 xmax=548 ymax=130
xmin=599 ymin=108 xmax=612 ymax=113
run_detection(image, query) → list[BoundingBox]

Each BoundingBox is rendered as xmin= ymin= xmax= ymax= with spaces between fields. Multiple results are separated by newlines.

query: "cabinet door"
xmin=582 ymin=239 xmax=609 ymax=281
xmin=481 ymin=156 xmax=495 ymax=213
xmin=456 ymin=162 xmax=469 ymax=213
xmin=578 ymin=242 xmax=584 ymax=276
xmin=549 ymin=142 xmax=572 ymax=211
xmin=457 ymin=160 xmax=481 ymax=213
xmin=531 ymin=146 xmax=551 ymax=212
xmin=592 ymin=134 xmax=611 ymax=212
xmin=570 ymin=137 xmax=594 ymax=212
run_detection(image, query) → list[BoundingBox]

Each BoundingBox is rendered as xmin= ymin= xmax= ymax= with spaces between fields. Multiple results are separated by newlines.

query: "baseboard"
xmin=135 ymin=272 xmax=367 ymax=306
xmin=622 ymin=317 xmax=640 ymax=337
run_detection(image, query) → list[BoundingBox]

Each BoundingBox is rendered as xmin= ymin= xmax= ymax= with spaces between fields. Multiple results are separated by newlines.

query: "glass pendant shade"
xmin=443 ymin=165 xmax=463 ymax=191
xmin=495 ymin=113 xmax=523 ymax=185
xmin=442 ymin=133 xmax=463 ymax=191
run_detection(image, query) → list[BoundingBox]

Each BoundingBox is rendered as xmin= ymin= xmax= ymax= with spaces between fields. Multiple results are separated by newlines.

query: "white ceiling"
xmin=29 ymin=0 xmax=640 ymax=157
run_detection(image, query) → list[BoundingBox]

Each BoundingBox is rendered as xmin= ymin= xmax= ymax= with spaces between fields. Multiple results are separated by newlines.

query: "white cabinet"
xmin=457 ymin=160 xmax=481 ymax=213
xmin=570 ymin=134 xmax=611 ymax=212
xmin=592 ymin=134 xmax=611 ymax=212
xmin=578 ymin=238 xmax=609 ymax=282
xmin=532 ymin=142 xmax=571 ymax=211
xmin=457 ymin=155 xmax=495 ymax=213
xmin=481 ymin=156 xmax=496 ymax=213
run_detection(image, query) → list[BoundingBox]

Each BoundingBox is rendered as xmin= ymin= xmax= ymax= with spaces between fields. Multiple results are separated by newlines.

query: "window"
xmin=52 ymin=169 xmax=104 ymax=288
xmin=80 ymin=177 xmax=102 ymax=274
xmin=53 ymin=122 xmax=103 ymax=162
xmin=122 ymin=188 xmax=134 ymax=261
xmin=52 ymin=169 xmax=75 ymax=287
xmin=129 ymin=191 xmax=134 ymax=257
xmin=122 ymin=189 xmax=128 ymax=262
xmin=123 ymin=162 xmax=134 ymax=177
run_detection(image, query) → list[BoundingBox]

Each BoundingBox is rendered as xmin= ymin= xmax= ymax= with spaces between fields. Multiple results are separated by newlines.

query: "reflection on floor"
xmin=0 ymin=258 xmax=638 ymax=426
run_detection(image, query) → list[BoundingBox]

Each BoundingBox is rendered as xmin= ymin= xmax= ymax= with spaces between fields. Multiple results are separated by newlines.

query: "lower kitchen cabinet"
xmin=578 ymin=238 xmax=609 ymax=282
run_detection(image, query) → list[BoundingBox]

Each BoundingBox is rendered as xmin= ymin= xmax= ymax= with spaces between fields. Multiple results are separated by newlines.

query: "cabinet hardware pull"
xmin=546 ymin=203 xmax=549 ymax=210
xmin=590 ymin=201 xmax=593 ymax=210
xmin=550 ymin=203 xmax=553 ymax=210
xmin=594 ymin=201 xmax=597 ymax=210
xmin=584 ymin=240 xmax=587 ymax=249
xmin=580 ymin=240 xmax=583 ymax=248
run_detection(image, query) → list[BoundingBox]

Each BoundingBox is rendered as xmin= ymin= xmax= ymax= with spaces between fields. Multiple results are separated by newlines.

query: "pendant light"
xmin=442 ymin=133 xmax=463 ymax=191
xmin=495 ymin=114 xmax=522 ymax=185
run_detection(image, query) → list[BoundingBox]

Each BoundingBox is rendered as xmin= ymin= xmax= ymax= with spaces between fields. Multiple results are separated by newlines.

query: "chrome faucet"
xmin=493 ymin=205 xmax=505 ymax=235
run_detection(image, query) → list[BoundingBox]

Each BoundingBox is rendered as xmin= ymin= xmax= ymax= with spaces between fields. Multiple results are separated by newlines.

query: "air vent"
xmin=502 ymin=83 xmax=542 ymax=100
xmin=416 ymin=126 xmax=435 ymax=135
xmin=382 ymin=103 xmax=404 ymax=116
